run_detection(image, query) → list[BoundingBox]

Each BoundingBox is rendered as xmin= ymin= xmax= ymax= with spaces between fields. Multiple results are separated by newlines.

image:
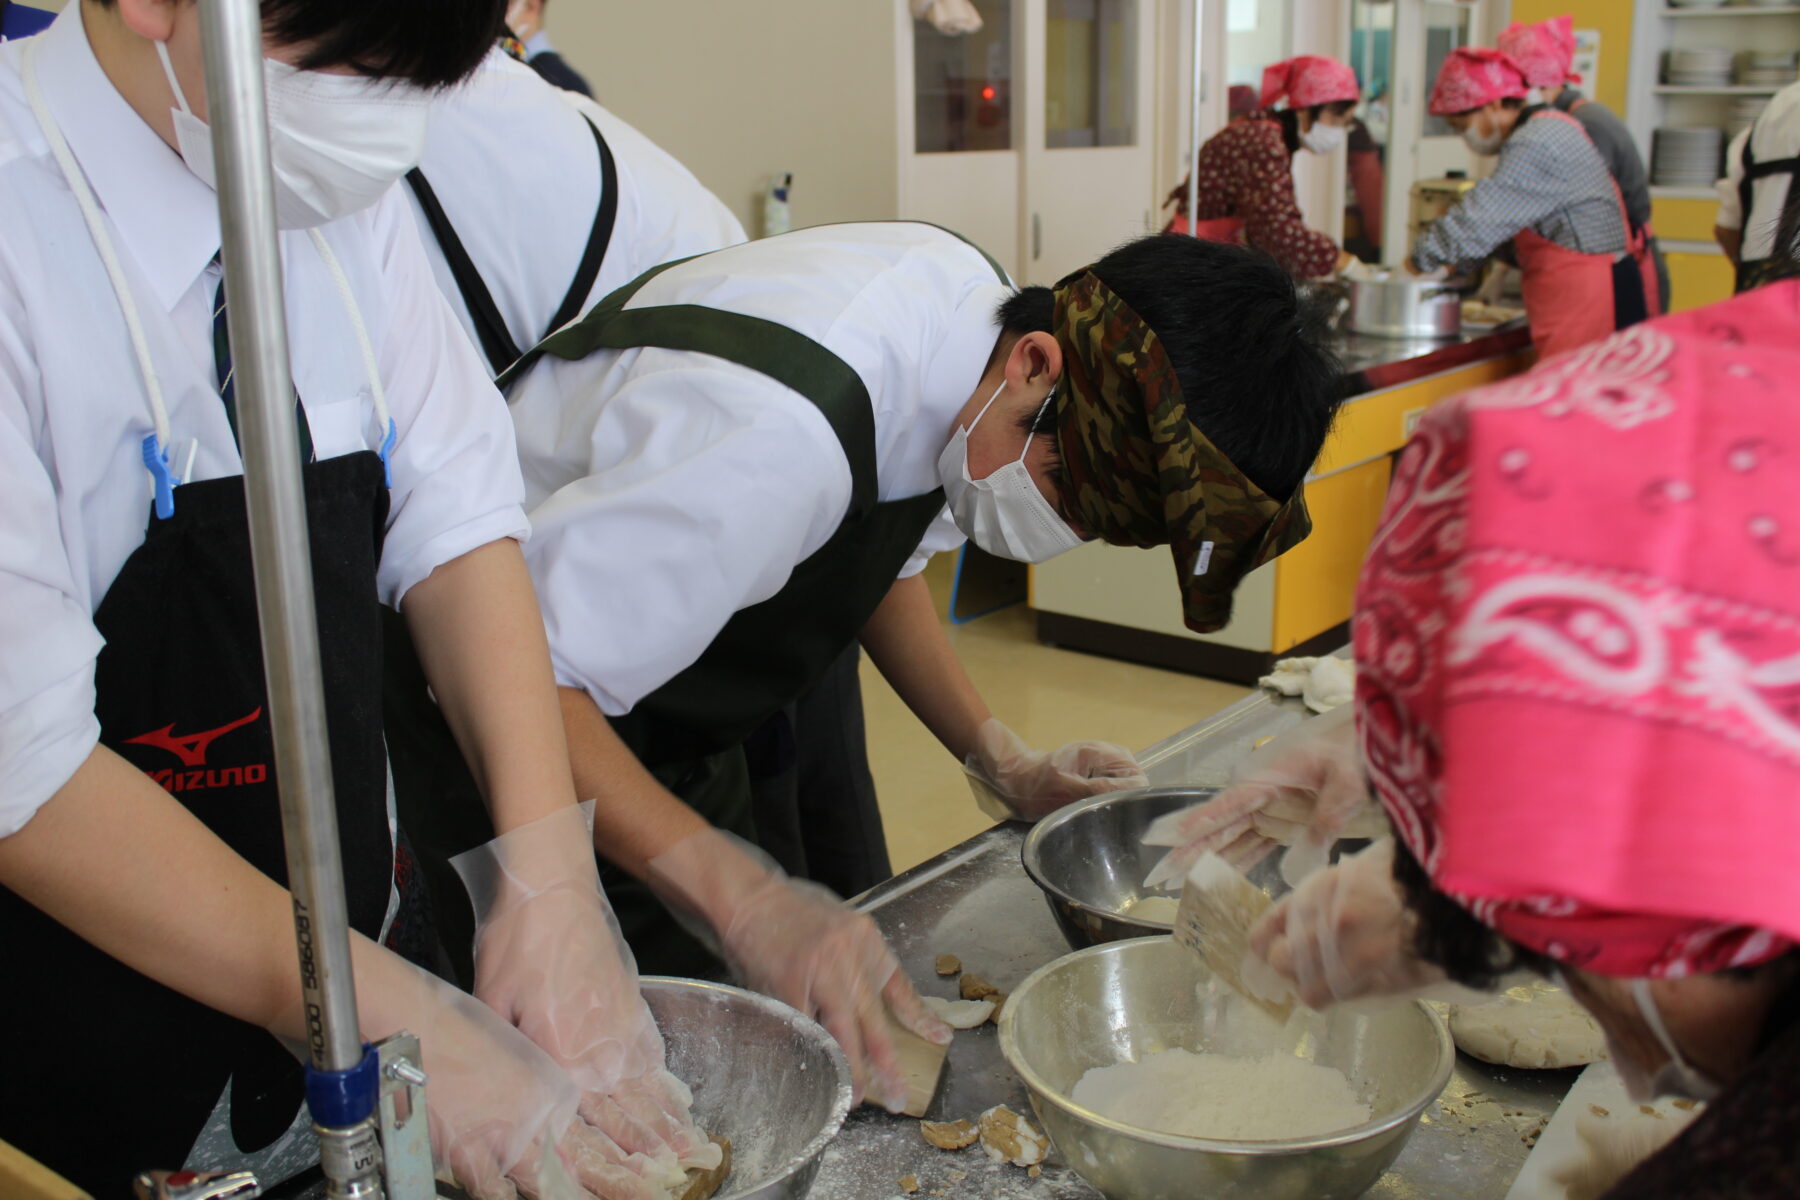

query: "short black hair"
xmin=89 ymin=0 xmax=505 ymax=89
xmin=998 ymin=235 xmax=1344 ymax=500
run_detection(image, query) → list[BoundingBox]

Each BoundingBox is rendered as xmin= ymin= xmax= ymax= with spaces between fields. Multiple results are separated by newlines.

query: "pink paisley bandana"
xmin=1498 ymin=16 xmax=1581 ymax=90
xmin=1260 ymin=55 xmax=1359 ymax=111
xmin=1355 ymin=281 xmax=1800 ymax=979
xmin=1429 ymin=46 xmax=1529 ymax=116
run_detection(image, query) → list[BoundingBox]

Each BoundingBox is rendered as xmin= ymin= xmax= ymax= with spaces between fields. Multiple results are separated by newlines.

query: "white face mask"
xmin=1461 ymin=112 xmax=1506 ymax=157
xmin=1626 ymin=979 xmax=1723 ymax=1103
xmin=1300 ymin=122 xmax=1347 ymax=155
xmin=156 ymin=40 xmax=429 ymax=229
xmin=937 ymin=382 xmax=1085 ymax=564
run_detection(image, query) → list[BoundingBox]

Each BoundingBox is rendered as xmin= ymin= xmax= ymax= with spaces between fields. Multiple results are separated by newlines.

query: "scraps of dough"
xmin=1071 ymin=1049 xmax=1371 ymax=1141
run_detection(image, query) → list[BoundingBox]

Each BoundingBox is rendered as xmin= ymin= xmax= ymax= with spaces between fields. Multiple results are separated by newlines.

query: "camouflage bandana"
xmin=1051 ymin=269 xmax=1312 ymax=633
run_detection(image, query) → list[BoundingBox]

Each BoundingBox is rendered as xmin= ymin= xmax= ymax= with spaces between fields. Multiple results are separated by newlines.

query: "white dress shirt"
xmin=506 ymin=222 xmax=1010 ymax=717
xmin=409 ymin=49 xmax=745 ymax=365
xmin=0 ymin=8 xmax=529 ymax=835
xmin=1718 ymin=81 xmax=1800 ymax=263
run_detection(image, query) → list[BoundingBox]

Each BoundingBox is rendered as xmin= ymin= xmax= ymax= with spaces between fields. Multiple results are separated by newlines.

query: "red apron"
xmin=1514 ymin=109 xmax=1650 ymax=362
xmin=1569 ymin=98 xmax=1661 ymax=317
xmin=1165 ymin=212 xmax=1247 ymax=243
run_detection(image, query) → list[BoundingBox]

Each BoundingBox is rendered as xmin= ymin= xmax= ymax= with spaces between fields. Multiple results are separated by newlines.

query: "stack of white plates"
xmin=1653 ymin=126 xmax=1726 ymax=186
xmin=1665 ymin=47 xmax=1736 ymax=88
xmin=1739 ymin=51 xmax=1798 ymax=89
xmin=1730 ymin=95 xmax=1770 ymax=136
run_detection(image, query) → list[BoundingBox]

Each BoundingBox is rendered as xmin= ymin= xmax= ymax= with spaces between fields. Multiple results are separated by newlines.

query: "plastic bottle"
xmin=762 ymin=172 xmax=793 ymax=238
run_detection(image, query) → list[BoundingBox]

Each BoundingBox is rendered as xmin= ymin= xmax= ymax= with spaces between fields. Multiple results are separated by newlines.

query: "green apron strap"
xmin=498 ymin=278 xmax=880 ymax=520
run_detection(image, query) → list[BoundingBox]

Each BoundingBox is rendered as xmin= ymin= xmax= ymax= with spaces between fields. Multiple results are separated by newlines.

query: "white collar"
xmin=921 ymin=281 xmax=1011 ymax=442
xmin=36 ymin=5 xmax=221 ymax=311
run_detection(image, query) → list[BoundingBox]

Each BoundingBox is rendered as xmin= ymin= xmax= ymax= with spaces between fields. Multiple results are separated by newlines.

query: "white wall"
xmin=549 ymin=0 xmax=901 ymax=235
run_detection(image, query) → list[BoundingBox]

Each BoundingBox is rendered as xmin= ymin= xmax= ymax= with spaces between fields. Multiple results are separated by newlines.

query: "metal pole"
xmin=1187 ymin=0 xmax=1204 ymax=233
xmin=195 ymin=2 xmax=381 ymax=1195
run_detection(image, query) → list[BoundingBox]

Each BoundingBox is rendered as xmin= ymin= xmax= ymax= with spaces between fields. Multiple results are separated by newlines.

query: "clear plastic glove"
xmin=1141 ymin=706 xmax=1387 ymax=890
xmin=646 ymin=828 xmax=952 ymax=1112
xmin=965 ymin=717 xmax=1148 ymax=823
xmin=334 ymin=934 xmax=627 ymax=1200
xmin=1340 ymin=257 xmax=1382 ymax=284
xmin=1244 ymin=838 xmax=1452 ymax=1010
xmin=452 ymin=804 xmax=717 ymax=1196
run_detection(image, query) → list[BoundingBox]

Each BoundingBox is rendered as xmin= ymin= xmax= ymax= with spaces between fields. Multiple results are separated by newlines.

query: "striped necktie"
xmin=212 ymin=257 xmax=314 ymax=462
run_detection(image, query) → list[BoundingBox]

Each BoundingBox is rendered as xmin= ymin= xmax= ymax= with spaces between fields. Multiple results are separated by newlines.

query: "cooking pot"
xmin=1345 ymin=274 xmax=1463 ymax=339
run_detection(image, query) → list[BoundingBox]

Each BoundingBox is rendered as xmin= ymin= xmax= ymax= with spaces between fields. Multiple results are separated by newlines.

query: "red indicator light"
xmin=981 ymin=85 xmax=997 ymax=101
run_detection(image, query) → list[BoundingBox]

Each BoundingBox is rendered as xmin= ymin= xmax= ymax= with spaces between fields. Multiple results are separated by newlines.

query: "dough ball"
xmin=1449 ymin=980 xmax=1607 ymax=1069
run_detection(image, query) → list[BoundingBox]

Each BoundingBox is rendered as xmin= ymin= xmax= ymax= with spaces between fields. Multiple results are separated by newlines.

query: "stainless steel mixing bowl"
xmin=643 ymin=978 xmax=853 ymax=1200
xmin=1022 ymin=786 xmax=1239 ymax=948
xmin=997 ymin=938 xmax=1454 ymax=1200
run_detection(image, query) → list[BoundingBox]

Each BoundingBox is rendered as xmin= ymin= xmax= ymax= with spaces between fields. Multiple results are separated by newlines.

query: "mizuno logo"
xmin=125 ymin=708 xmax=263 ymax=768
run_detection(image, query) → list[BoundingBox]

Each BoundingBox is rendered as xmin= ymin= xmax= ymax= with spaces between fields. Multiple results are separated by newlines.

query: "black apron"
xmin=404 ymin=112 xmax=619 ymax=376
xmin=1734 ymin=120 xmax=1800 ymax=294
xmin=6 ymin=52 xmax=408 ymax=1190
xmin=0 ymin=448 xmax=397 ymax=1195
xmin=744 ymin=643 xmax=892 ymax=900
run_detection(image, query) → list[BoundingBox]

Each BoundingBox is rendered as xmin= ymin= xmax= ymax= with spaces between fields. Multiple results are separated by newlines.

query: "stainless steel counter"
xmin=1335 ymin=320 xmax=1531 ymax=398
xmin=813 ymin=683 xmax=1575 ymax=1199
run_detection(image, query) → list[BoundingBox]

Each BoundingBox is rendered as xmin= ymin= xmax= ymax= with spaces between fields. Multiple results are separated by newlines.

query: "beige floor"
xmin=862 ymin=556 xmax=1250 ymax=872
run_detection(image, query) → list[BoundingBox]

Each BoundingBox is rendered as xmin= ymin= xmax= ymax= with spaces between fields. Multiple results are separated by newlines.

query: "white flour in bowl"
xmin=1071 ymin=1048 xmax=1371 ymax=1141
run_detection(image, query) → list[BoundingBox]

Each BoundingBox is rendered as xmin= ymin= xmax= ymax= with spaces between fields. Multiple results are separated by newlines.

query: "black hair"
xmin=997 ymin=235 xmax=1344 ymax=500
xmin=89 ymin=0 xmax=506 ymax=88
xmin=1446 ymin=97 xmax=1529 ymax=120
xmin=1767 ymin=180 xmax=1800 ymax=284
xmin=1390 ymin=837 xmax=1555 ymax=990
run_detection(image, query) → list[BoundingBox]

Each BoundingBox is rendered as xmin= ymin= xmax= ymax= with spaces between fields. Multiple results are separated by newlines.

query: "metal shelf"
xmin=1651 ymin=185 xmax=1723 ymax=199
xmin=1661 ymin=5 xmax=1800 ymax=15
xmin=1655 ymin=84 xmax=1784 ymax=94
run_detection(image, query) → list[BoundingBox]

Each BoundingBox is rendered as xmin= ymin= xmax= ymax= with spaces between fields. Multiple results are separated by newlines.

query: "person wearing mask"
xmin=1410 ymin=48 xmax=1650 ymax=362
xmin=1718 ymin=79 xmax=1800 ymax=293
xmin=1164 ymin=55 xmax=1362 ymax=278
xmin=491 ymin=223 xmax=1343 ymax=1109
xmin=1498 ymin=15 xmax=1667 ymax=313
xmin=0 ymin=2 xmax=711 ymax=1196
xmin=1151 ymin=196 xmax=1800 ymax=1195
xmin=396 ymin=46 xmax=906 ymax=988
xmin=504 ymin=0 xmax=591 ymax=96
xmin=1258 ymin=271 xmax=1800 ymax=1196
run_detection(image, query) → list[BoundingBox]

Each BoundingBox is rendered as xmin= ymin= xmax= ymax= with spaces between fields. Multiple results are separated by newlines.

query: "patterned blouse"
xmin=1186 ymin=115 xmax=1339 ymax=279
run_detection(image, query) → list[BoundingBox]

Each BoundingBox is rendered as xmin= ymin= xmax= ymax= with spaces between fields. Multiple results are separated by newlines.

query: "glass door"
xmin=1345 ymin=0 xmax=1394 ymax=263
xmin=1384 ymin=0 xmax=1483 ymax=262
xmin=1022 ymin=0 xmax=1156 ymax=284
xmin=902 ymin=0 xmax=1024 ymax=278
